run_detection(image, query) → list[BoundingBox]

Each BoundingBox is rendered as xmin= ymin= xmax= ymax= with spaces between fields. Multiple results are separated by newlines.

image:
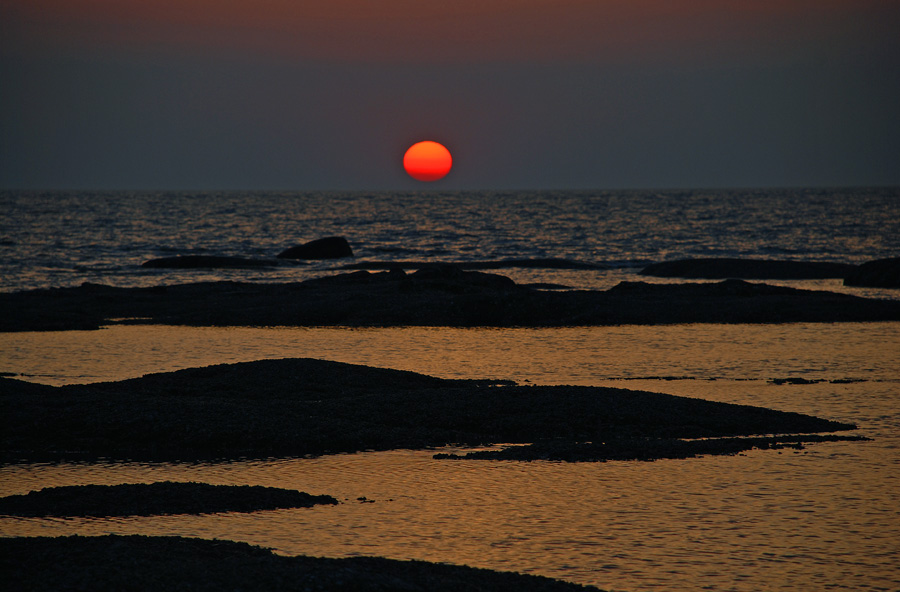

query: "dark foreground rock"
xmin=277 ymin=236 xmax=353 ymax=259
xmin=1 ymin=535 xmax=605 ymax=592
xmin=844 ymin=257 xmax=900 ymax=288
xmin=0 ymin=482 xmax=338 ymax=517
xmin=141 ymin=255 xmax=280 ymax=269
xmin=640 ymin=258 xmax=856 ymax=279
xmin=2 ymin=267 xmax=900 ymax=332
xmin=0 ymin=358 xmax=860 ymax=464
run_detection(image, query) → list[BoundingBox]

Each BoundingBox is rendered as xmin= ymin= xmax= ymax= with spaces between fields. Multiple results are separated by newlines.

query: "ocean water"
xmin=1 ymin=187 xmax=899 ymax=295
xmin=1 ymin=187 xmax=900 ymax=591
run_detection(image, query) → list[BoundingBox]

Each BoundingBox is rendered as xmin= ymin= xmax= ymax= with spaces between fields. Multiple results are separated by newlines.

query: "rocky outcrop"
xmin=1 ymin=357 xmax=858 ymax=464
xmin=141 ymin=255 xmax=278 ymax=268
xmin=640 ymin=258 xmax=855 ymax=279
xmin=2 ymin=272 xmax=900 ymax=332
xmin=844 ymin=257 xmax=900 ymax=288
xmin=277 ymin=236 xmax=353 ymax=259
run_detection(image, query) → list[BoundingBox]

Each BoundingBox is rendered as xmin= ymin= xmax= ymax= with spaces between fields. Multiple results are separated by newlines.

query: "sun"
xmin=403 ymin=141 xmax=452 ymax=182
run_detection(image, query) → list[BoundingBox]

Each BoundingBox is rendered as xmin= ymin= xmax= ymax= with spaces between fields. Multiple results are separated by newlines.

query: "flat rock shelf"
xmin=1 ymin=358 xmax=864 ymax=465
xmin=2 ymin=267 xmax=900 ymax=332
xmin=0 ymin=482 xmax=338 ymax=517
xmin=0 ymin=535 xmax=607 ymax=592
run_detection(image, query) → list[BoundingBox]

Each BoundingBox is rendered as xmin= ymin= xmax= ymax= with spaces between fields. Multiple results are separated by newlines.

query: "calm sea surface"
xmin=1 ymin=188 xmax=899 ymax=591
xmin=2 ymin=187 xmax=899 ymax=295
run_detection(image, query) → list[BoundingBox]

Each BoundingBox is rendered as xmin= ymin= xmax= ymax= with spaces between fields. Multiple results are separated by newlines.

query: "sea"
xmin=1 ymin=187 xmax=899 ymax=591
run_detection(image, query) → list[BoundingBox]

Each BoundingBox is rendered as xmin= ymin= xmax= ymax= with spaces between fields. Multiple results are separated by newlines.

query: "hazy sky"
xmin=2 ymin=0 xmax=898 ymax=190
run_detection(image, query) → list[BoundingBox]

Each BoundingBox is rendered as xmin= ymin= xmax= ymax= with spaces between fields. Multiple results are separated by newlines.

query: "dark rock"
xmin=640 ymin=258 xmax=856 ymax=279
xmin=2 ymin=274 xmax=900 ymax=332
xmin=1 ymin=535 xmax=606 ymax=592
xmin=409 ymin=264 xmax=518 ymax=291
xmin=770 ymin=377 xmax=821 ymax=385
xmin=277 ymin=236 xmax=353 ymax=259
xmin=844 ymin=257 xmax=900 ymax=288
xmin=141 ymin=255 xmax=278 ymax=269
xmin=0 ymin=358 xmax=859 ymax=464
xmin=434 ymin=434 xmax=870 ymax=462
xmin=0 ymin=482 xmax=338 ymax=517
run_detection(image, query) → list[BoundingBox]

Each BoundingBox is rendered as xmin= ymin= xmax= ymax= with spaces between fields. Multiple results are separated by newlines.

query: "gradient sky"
xmin=1 ymin=0 xmax=898 ymax=190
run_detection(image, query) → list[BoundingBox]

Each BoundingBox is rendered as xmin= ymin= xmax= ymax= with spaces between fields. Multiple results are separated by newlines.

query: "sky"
xmin=1 ymin=0 xmax=898 ymax=190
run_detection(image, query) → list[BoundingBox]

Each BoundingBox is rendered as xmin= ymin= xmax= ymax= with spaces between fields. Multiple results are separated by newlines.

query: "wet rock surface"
xmin=1 ymin=535 xmax=606 ymax=592
xmin=1 ymin=358 xmax=859 ymax=464
xmin=640 ymin=258 xmax=856 ymax=279
xmin=2 ymin=267 xmax=899 ymax=332
xmin=0 ymin=482 xmax=338 ymax=517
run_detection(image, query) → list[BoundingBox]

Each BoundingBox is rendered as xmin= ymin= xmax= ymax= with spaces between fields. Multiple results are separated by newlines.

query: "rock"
xmin=0 ymin=482 xmax=338 ymax=517
xmin=0 ymin=358 xmax=859 ymax=464
xmin=141 ymin=255 xmax=277 ymax=269
xmin=844 ymin=257 xmax=900 ymax=288
xmin=640 ymin=258 xmax=855 ymax=279
xmin=277 ymin=236 xmax=353 ymax=259
xmin=409 ymin=264 xmax=517 ymax=291
xmin=0 ymin=535 xmax=607 ymax=592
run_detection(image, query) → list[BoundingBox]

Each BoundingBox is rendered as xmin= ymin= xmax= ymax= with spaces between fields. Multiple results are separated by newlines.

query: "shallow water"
xmin=1 ymin=323 xmax=899 ymax=591
xmin=2 ymin=322 xmax=898 ymax=389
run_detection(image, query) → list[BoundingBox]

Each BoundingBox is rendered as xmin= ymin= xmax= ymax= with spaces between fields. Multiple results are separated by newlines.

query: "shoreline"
xmin=2 ymin=266 xmax=899 ymax=332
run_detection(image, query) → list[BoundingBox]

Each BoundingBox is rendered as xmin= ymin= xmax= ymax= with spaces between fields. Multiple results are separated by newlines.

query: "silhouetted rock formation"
xmin=640 ymin=258 xmax=855 ymax=279
xmin=141 ymin=255 xmax=278 ymax=268
xmin=844 ymin=257 xmax=900 ymax=288
xmin=277 ymin=236 xmax=353 ymax=259
xmin=2 ymin=269 xmax=900 ymax=332
xmin=1 ymin=535 xmax=606 ymax=592
xmin=0 ymin=358 xmax=860 ymax=464
xmin=0 ymin=482 xmax=338 ymax=517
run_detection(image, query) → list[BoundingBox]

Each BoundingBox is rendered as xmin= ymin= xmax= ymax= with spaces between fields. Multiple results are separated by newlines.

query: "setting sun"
xmin=403 ymin=141 xmax=452 ymax=182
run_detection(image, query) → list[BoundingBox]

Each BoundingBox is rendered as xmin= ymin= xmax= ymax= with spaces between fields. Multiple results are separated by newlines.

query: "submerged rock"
xmin=277 ymin=236 xmax=353 ymax=259
xmin=844 ymin=257 xmax=900 ymax=288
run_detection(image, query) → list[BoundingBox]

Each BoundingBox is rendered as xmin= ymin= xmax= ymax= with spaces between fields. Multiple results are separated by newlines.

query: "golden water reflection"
xmin=1 ymin=323 xmax=898 ymax=591
xmin=2 ymin=323 xmax=897 ymax=391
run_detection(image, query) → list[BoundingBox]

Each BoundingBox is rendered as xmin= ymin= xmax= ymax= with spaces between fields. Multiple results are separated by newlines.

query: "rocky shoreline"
xmin=2 ymin=265 xmax=899 ymax=332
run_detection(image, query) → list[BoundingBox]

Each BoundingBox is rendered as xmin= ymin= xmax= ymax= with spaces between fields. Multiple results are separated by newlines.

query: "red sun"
xmin=403 ymin=141 xmax=452 ymax=182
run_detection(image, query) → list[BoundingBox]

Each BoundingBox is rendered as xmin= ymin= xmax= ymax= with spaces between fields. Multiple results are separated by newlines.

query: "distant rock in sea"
xmin=844 ymin=257 xmax=900 ymax=288
xmin=142 ymin=255 xmax=278 ymax=269
xmin=640 ymin=258 xmax=855 ymax=279
xmin=277 ymin=236 xmax=353 ymax=259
